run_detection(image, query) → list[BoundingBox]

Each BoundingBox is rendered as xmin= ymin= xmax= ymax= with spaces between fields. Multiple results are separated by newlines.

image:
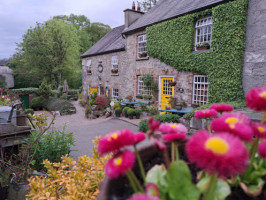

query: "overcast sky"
xmin=0 ymin=0 xmax=133 ymax=59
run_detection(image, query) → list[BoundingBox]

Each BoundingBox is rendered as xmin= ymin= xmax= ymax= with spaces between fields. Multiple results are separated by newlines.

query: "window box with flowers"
xmin=136 ymin=95 xmax=143 ymax=99
xmin=111 ymin=69 xmax=118 ymax=74
xmin=196 ymin=42 xmax=210 ymax=51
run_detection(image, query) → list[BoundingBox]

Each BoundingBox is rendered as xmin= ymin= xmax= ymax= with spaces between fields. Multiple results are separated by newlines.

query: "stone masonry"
xmin=242 ymin=0 xmax=266 ymax=94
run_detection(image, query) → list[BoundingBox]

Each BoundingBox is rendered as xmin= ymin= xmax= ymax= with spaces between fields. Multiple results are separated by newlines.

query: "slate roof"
xmin=123 ymin=0 xmax=226 ymax=34
xmin=82 ymin=25 xmax=125 ymax=58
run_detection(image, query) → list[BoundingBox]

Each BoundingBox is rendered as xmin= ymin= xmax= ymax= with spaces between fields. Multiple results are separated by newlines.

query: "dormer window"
xmin=137 ymin=34 xmax=147 ymax=58
xmin=195 ymin=17 xmax=212 ymax=51
xmin=87 ymin=59 xmax=91 ymax=74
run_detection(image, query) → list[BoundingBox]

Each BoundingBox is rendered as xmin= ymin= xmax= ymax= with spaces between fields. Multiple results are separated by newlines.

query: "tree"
xmin=137 ymin=0 xmax=159 ymax=12
xmin=19 ymin=19 xmax=80 ymax=88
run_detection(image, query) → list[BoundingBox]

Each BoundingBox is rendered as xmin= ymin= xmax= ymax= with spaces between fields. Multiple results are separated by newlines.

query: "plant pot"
xmin=16 ymin=114 xmax=27 ymax=126
xmin=8 ymin=181 xmax=29 ymax=200
xmin=129 ymin=115 xmax=133 ymax=119
xmin=135 ymin=114 xmax=140 ymax=119
xmin=141 ymin=111 xmax=147 ymax=117
xmin=0 ymin=185 xmax=8 ymax=200
xmin=196 ymin=46 xmax=209 ymax=51
xmin=124 ymin=113 xmax=128 ymax=118
xmin=115 ymin=113 xmax=121 ymax=118
xmin=175 ymin=105 xmax=182 ymax=110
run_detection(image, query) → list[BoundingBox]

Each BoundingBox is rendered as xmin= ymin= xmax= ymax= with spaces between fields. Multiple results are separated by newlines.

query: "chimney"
xmin=137 ymin=2 xmax=141 ymax=12
xmin=124 ymin=2 xmax=144 ymax=28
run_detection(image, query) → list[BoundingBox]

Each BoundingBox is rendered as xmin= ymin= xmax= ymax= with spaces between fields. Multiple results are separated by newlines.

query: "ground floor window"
xmin=137 ymin=76 xmax=152 ymax=96
xmin=192 ymin=75 xmax=209 ymax=105
xmin=112 ymin=88 xmax=119 ymax=99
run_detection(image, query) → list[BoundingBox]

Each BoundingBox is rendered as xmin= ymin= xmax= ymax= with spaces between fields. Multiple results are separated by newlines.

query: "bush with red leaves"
xmin=95 ymin=96 xmax=109 ymax=110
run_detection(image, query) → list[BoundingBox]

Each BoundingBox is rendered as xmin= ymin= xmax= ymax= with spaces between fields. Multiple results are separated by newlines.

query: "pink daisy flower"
xmin=252 ymin=123 xmax=266 ymax=138
xmin=148 ymin=117 xmax=160 ymax=131
xmin=194 ymin=109 xmax=218 ymax=119
xmin=158 ymin=123 xmax=187 ymax=134
xmin=146 ymin=183 xmax=160 ymax=198
xmin=163 ymin=133 xmax=186 ymax=142
xmin=258 ymin=140 xmax=266 ymax=159
xmin=134 ymin=132 xmax=146 ymax=145
xmin=246 ymin=87 xmax=266 ymax=111
xmin=105 ymin=150 xmax=135 ymax=179
xmin=186 ymin=130 xmax=249 ymax=177
xmin=98 ymin=129 xmax=135 ymax=156
xmin=210 ymin=104 xmax=233 ymax=112
xmin=127 ymin=193 xmax=161 ymax=200
xmin=210 ymin=112 xmax=254 ymax=142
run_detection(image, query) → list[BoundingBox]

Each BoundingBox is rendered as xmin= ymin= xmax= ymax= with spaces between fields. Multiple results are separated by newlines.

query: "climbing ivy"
xmin=146 ymin=0 xmax=248 ymax=102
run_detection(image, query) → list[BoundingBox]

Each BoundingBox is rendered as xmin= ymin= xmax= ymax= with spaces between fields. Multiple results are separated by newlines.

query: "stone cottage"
xmin=81 ymin=0 xmax=266 ymax=110
xmin=0 ymin=66 xmax=14 ymax=88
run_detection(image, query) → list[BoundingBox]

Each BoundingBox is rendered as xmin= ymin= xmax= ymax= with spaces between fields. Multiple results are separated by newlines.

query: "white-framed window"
xmin=195 ymin=17 xmax=212 ymax=50
xmin=87 ymin=59 xmax=91 ymax=73
xmin=192 ymin=75 xmax=209 ymax=105
xmin=111 ymin=56 xmax=118 ymax=70
xmin=137 ymin=34 xmax=147 ymax=58
xmin=112 ymin=88 xmax=119 ymax=99
xmin=137 ymin=76 xmax=152 ymax=96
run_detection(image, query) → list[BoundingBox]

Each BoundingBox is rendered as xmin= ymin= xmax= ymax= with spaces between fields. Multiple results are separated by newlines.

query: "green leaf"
xmin=197 ymin=176 xmax=231 ymax=200
xmin=166 ymin=160 xmax=200 ymax=200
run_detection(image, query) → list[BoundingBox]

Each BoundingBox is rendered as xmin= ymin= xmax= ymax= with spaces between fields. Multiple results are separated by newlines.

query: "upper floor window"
xmin=137 ymin=34 xmax=147 ymax=58
xmin=195 ymin=17 xmax=212 ymax=51
xmin=87 ymin=59 xmax=91 ymax=74
xmin=192 ymin=75 xmax=209 ymax=105
xmin=112 ymin=88 xmax=119 ymax=100
xmin=137 ymin=76 xmax=152 ymax=96
xmin=111 ymin=56 xmax=118 ymax=69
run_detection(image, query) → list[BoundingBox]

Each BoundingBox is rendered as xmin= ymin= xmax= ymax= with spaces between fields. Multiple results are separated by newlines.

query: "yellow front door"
xmin=90 ymin=87 xmax=98 ymax=95
xmin=160 ymin=77 xmax=174 ymax=111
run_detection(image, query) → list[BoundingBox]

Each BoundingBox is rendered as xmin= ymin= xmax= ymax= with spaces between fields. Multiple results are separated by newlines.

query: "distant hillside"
xmin=0 ymin=58 xmax=10 ymax=66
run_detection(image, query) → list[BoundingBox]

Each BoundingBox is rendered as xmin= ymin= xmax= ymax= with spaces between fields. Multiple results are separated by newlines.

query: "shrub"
xmin=95 ymin=96 xmax=109 ymax=110
xmin=24 ymin=108 xmax=34 ymax=115
xmin=31 ymin=96 xmax=46 ymax=109
xmin=112 ymin=101 xmax=121 ymax=110
xmin=139 ymin=119 xmax=149 ymax=132
xmin=127 ymin=108 xmax=135 ymax=116
xmin=154 ymin=113 xmax=180 ymax=123
xmin=115 ymin=107 xmax=122 ymax=114
xmin=38 ymin=79 xmax=52 ymax=98
xmin=85 ymin=104 xmax=91 ymax=115
xmin=11 ymin=88 xmax=38 ymax=95
xmin=45 ymin=97 xmax=73 ymax=113
xmin=122 ymin=107 xmax=130 ymax=115
xmin=147 ymin=105 xmax=158 ymax=115
xmin=27 ymin=137 xmax=110 ymax=200
xmin=135 ymin=108 xmax=142 ymax=115
xmin=29 ymin=128 xmax=75 ymax=171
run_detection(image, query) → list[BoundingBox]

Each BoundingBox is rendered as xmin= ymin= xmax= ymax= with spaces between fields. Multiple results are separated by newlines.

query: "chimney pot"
xmin=137 ymin=2 xmax=141 ymax=12
xmin=132 ymin=1 xmax=136 ymax=10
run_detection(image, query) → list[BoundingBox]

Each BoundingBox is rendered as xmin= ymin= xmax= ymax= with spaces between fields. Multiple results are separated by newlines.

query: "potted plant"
xmin=135 ymin=108 xmax=142 ymax=119
xmin=168 ymin=81 xmax=177 ymax=87
xmin=139 ymin=52 xmax=147 ymax=58
xmin=115 ymin=107 xmax=122 ymax=117
xmin=136 ymin=95 xmax=143 ymax=99
xmin=196 ymin=42 xmax=210 ymax=51
xmin=122 ymin=107 xmax=130 ymax=118
xmin=111 ymin=69 xmax=118 ymax=74
xmin=127 ymin=108 xmax=135 ymax=119
xmin=125 ymin=95 xmax=133 ymax=102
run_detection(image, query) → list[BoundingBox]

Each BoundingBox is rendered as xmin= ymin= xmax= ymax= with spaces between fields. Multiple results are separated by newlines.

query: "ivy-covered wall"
xmin=146 ymin=0 xmax=248 ymax=103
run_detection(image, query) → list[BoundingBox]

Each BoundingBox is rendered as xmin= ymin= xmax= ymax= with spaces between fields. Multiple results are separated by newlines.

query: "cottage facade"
xmin=82 ymin=0 xmax=266 ymax=110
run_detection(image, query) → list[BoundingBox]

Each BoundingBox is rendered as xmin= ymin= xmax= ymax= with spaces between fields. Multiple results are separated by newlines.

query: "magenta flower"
xmin=186 ymin=130 xmax=249 ymax=177
xmin=98 ymin=129 xmax=136 ymax=155
xmin=105 ymin=150 xmax=135 ymax=179
xmin=148 ymin=117 xmax=160 ymax=131
xmin=210 ymin=104 xmax=233 ymax=112
xmin=134 ymin=132 xmax=146 ymax=145
xmin=163 ymin=133 xmax=186 ymax=142
xmin=258 ymin=140 xmax=266 ymax=159
xmin=127 ymin=193 xmax=161 ymax=200
xmin=210 ymin=112 xmax=254 ymax=142
xmin=195 ymin=109 xmax=218 ymax=119
xmin=146 ymin=183 xmax=160 ymax=197
xmin=0 ymin=88 xmax=3 ymax=92
xmin=246 ymin=87 xmax=266 ymax=111
xmin=252 ymin=123 xmax=266 ymax=138
xmin=159 ymin=123 xmax=187 ymax=134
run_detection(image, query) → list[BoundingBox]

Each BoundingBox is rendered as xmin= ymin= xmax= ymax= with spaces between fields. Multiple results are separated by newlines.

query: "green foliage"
xmin=142 ymin=74 xmax=153 ymax=86
xmin=29 ymin=129 xmax=75 ymax=171
xmin=45 ymin=97 xmax=73 ymax=113
xmin=122 ymin=107 xmax=130 ymax=115
xmin=31 ymin=96 xmax=46 ymax=109
xmin=24 ymin=108 xmax=34 ymax=115
xmin=127 ymin=108 xmax=135 ymax=116
xmin=146 ymin=0 xmax=248 ymax=102
xmin=147 ymin=105 xmax=159 ymax=115
xmin=135 ymin=108 xmax=142 ymax=115
xmin=139 ymin=119 xmax=149 ymax=132
xmin=183 ymin=100 xmax=246 ymax=120
xmin=115 ymin=107 xmax=122 ymax=114
xmin=0 ymin=78 xmax=5 ymax=89
xmin=154 ymin=113 xmax=180 ymax=123
xmin=38 ymin=79 xmax=52 ymax=98
xmin=11 ymin=88 xmax=38 ymax=94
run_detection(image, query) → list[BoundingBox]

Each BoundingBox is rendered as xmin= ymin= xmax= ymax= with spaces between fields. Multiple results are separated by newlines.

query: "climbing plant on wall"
xmin=146 ymin=0 xmax=248 ymax=103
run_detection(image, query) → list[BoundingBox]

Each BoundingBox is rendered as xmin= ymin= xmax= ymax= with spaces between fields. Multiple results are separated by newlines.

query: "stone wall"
xmin=0 ymin=66 xmax=14 ymax=88
xmin=242 ymin=0 xmax=266 ymax=94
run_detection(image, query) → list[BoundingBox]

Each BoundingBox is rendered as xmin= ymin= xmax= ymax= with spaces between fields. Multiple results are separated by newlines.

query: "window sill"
xmin=192 ymin=49 xmax=212 ymax=53
xmin=87 ymin=73 xmax=92 ymax=75
xmin=136 ymin=57 xmax=149 ymax=61
xmin=111 ymin=73 xmax=119 ymax=76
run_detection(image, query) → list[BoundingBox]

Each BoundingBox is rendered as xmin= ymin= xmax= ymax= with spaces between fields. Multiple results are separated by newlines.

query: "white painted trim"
xmin=158 ymin=75 xmax=175 ymax=110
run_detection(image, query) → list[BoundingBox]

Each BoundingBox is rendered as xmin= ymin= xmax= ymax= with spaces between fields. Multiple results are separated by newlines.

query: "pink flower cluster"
xmin=159 ymin=123 xmax=187 ymax=142
xmin=246 ymin=87 xmax=266 ymax=111
xmin=195 ymin=109 xmax=217 ymax=119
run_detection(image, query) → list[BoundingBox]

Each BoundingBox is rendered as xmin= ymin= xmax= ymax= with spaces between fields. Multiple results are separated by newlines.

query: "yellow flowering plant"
xmin=27 ymin=137 xmax=110 ymax=200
